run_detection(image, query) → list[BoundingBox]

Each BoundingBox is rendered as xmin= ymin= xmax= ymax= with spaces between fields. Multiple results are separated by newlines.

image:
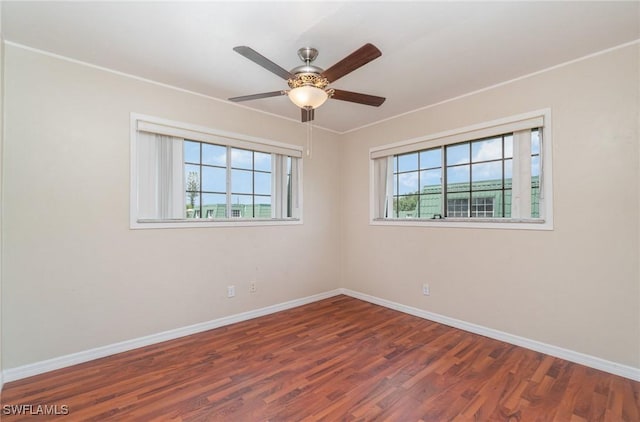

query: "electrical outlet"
xmin=422 ymin=283 xmax=430 ymax=296
xmin=227 ymin=285 xmax=235 ymax=298
xmin=250 ymin=281 xmax=257 ymax=293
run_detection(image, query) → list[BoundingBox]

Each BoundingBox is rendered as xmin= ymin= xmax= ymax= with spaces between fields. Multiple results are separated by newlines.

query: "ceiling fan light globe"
xmin=288 ymin=86 xmax=328 ymax=109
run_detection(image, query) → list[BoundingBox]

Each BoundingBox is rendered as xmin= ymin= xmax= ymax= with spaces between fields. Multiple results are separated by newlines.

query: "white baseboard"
xmin=2 ymin=289 xmax=342 ymax=383
xmin=3 ymin=288 xmax=639 ymax=383
xmin=339 ymin=288 xmax=640 ymax=382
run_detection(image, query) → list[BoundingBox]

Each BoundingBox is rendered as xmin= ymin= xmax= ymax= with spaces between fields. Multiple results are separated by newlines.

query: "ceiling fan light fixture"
xmin=288 ymin=85 xmax=329 ymax=109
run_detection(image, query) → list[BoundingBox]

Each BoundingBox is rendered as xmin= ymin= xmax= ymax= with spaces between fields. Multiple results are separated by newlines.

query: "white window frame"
xmin=369 ymin=109 xmax=553 ymax=231
xmin=130 ymin=113 xmax=303 ymax=229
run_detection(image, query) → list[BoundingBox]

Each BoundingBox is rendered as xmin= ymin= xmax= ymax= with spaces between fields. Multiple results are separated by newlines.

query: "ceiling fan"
xmin=228 ymin=44 xmax=386 ymax=122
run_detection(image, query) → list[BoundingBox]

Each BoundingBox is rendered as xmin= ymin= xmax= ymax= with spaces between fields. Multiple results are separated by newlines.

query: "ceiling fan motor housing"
xmin=287 ymin=47 xmax=333 ymax=97
xmin=290 ymin=47 xmax=324 ymax=76
xmin=287 ymin=74 xmax=329 ymax=89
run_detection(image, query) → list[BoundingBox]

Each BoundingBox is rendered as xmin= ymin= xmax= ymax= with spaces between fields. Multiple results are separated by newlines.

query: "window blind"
xmin=137 ymin=119 xmax=303 ymax=158
xmin=370 ymin=115 xmax=543 ymax=159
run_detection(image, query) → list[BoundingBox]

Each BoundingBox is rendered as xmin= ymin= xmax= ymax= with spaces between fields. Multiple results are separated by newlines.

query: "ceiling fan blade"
xmin=331 ymin=89 xmax=386 ymax=107
xmin=233 ymin=46 xmax=294 ymax=80
xmin=321 ymin=43 xmax=382 ymax=83
xmin=228 ymin=90 xmax=286 ymax=102
xmin=301 ymin=108 xmax=315 ymax=122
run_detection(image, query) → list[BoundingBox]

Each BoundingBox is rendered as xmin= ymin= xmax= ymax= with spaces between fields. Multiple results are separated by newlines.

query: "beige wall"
xmin=2 ymin=45 xmax=342 ymax=368
xmin=340 ymin=44 xmax=640 ymax=368
xmin=2 ymin=42 xmax=639 ymax=373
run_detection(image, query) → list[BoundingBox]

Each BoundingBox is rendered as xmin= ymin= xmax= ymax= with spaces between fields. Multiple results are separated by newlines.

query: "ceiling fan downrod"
xmin=290 ymin=47 xmax=324 ymax=75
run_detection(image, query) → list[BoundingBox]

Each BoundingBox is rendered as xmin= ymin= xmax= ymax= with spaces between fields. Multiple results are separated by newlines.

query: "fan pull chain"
xmin=306 ymin=119 xmax=313 ymax=158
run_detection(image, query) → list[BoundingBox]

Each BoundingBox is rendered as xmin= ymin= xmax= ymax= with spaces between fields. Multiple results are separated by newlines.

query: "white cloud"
xmin=472 ymin=161 xmax=502 ymax=181
xmin=472 ymin=138 xmax=503 ymax=162
xmin=398 ymin=172 xmax=418 ymax=193
xmin=231 ymin=149 xmax=252 ymax=167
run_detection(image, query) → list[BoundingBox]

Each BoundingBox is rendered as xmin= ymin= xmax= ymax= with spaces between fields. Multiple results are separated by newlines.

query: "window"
xmin=184 ymin=141 xmax=277 ymax=220
xmin=389 ymin=131 xmax=538 ymax=219
xmin=371 ymin=110 xmax=553 ymax=230
xmin=447 ymin=198 xmax=469 ymax=217
xmin=446 ymin=197 xmax=495 ymax=218
xmin=471 ymin=197 xmax=494 ymax=218
xmin=131 ymin=114 xmax=302 ymax=228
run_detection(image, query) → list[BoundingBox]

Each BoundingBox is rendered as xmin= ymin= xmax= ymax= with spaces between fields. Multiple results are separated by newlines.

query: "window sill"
xmin=371 ymin=217 xmax=552 ymax=231
xmin=131 ymin=218 xmax=302 ymax=229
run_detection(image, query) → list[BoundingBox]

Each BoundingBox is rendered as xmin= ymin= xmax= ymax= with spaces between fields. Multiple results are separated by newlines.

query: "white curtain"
xmin=137 ymin=132 xmax=184 ymax=219
xmin=289 ymin=157 xmax=300 ymax=218
xmin=271 ymin=154 xmax=300 ymax=219
xmin=511 ymin=129 xmax=532 ymax=219
xmin=373 ymin=156 xmax=393 ymax=219
xmin=272 ymin=154 xmax=285 ymax=219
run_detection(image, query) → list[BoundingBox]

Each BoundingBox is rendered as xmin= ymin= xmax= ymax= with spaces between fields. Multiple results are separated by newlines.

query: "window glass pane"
xmin=446 ymin=143 xmax=469 ymax=165
xmin=532 ymin=151 xmax=540 ymax=218
xmin=531 ymin=155 xmax=540 ymax=178
xmin=419 ymin=193 xmax=442 ymax=218
xmin=254 ymin=195 xmax=271 ymax=218
xmin=398 ymin=152 xmax=418 ymax=172
xmin=397 ymin=171 xmax=419 ymax=195
xmin=531 ymin=175 xmax=540 ymax=190
xmin=231 ymin=194 xmax=252 ymax=218
xmin=472 ymin=161 xmax=502 ymax=185
xmin=419 ymin=149 xmax=441 ymax=169
xmin=185 ymin=165 xmax=200 ymax=192
xmin=201 ymin=166 xmax=226 ymax=193
xmin=504 ymin=135 xmax=513 ymax=158
xmin=231 ymin=169 xmax=252 ymax=194
xmin=231 ymin=148 xmax=253 ymax=170
xmin=420 ymin=169 xmax=441 ymax=193
xmin=202 ymin=193 xmax=226 ymax=218
xmin=202 ymin=143 xmax=226 ymax=167
xmin=531 ymin=187 xmax=540 ymax=218
xmin=185 ymin=192 xmax=200 ymax=218
xmin=472 ymin=137 xmax=502 ymax=162
xmin=184 ymin=141 xmax=200 ymax=164
xmin=446 ymin=165 xmax=470 ymax=191
xmin=231 ymin=194 xmax=252 ymax=205
xmin=471 ymin=192 xmax=499 ymax=217
xmin=255 ymin=172 xmax=271 ymax=195
xmin=504 ymin=159 xmax=512 ymax=189
xmin=394 ymin=195 xmax=418 ymax=218
xmin=254 ymin=152 xmax=271 ymax=172
xmin=504 ymin=189 xmax=512 ymax=218
xmin=531 ymin=129 xmax=540 ymax=155
xmin=447 ymin=195 xmax=469 ymax=217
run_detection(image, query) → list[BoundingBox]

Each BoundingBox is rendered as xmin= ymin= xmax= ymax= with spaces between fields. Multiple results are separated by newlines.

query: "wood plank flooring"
xmin=1 ymin=295 xmax=639 ymax=421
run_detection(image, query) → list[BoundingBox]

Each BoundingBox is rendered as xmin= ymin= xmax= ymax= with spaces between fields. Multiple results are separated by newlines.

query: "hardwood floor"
xmin=1 ymin=295 xmax=639 ymax=421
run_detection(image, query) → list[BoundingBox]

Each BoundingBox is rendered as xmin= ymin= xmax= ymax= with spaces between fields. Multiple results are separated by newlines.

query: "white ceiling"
xmin=3 ymin=1 xmax=639 ymax=133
